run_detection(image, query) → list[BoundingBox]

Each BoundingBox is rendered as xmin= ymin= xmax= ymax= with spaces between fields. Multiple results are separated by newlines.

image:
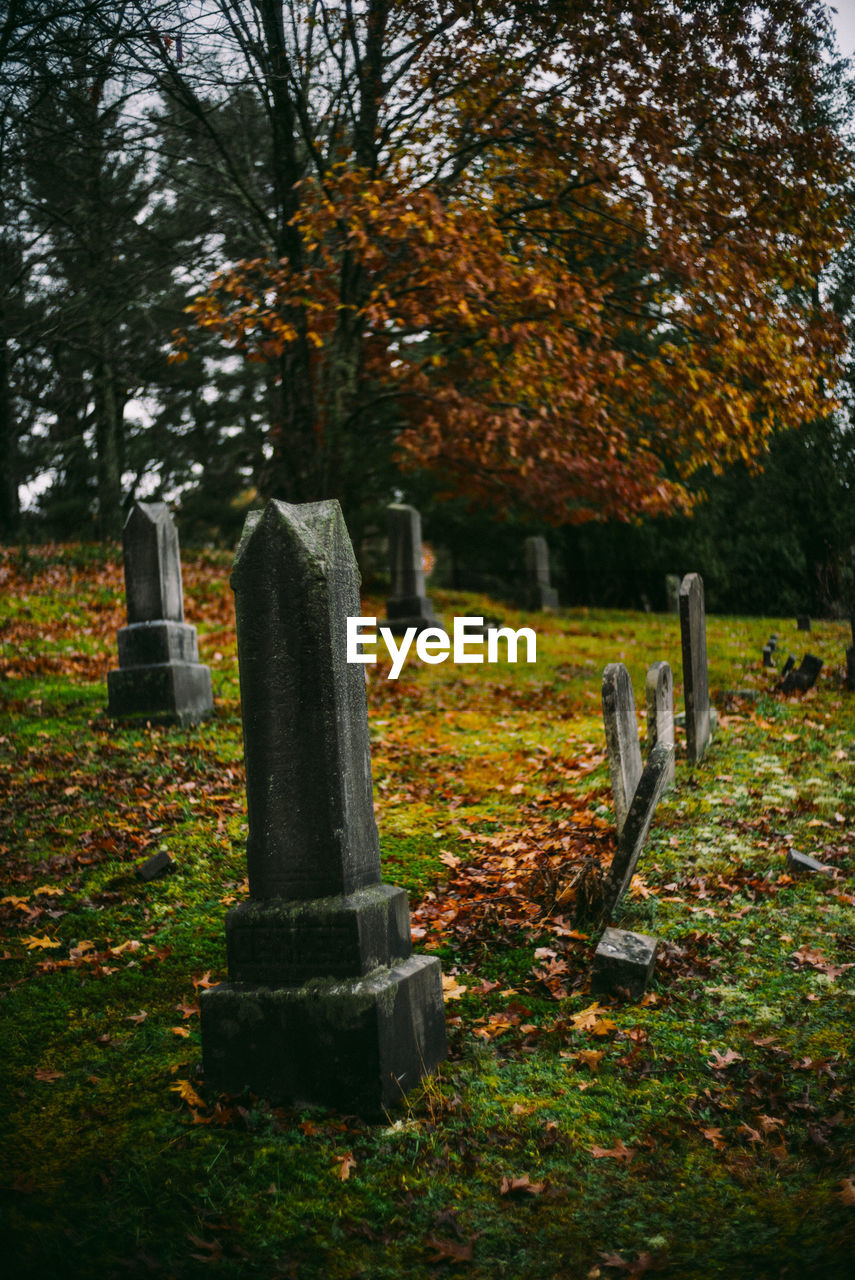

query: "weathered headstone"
xmin=591 ymin=927 xmax=658 ymax=999
xmin=786 ymin=849 xmax=832 ymax=876
xmin=107 ymin=503 xmax=213 ymax=725
xmin=645 ymin=661 xmax=675 ymax=792
xmin=665 ymin=574 xmax=681 ymax=614
xmin=602 ymin=740 xmax=674 ymax=916
xmin=780 ymin=653 xmax=822 ymax=694
xmin=137 ymin=849 xmax=175 ymax=880
xmin=384 ymin=504 xmax=438 ymax=634
xmin=679 ymin=573 xmax=711 ymax=765
xmin=780 ymin=654 xmax=795 ymax=681
xmin=602 ymin=663 xmax=643 ymax=837
xmin=797 ymin=615 xmax=811 ymax=632
xmin=200 ymin=500 xmax=446 ymax=1117
xmin=523 ymin=536 xmax=559 ymax=610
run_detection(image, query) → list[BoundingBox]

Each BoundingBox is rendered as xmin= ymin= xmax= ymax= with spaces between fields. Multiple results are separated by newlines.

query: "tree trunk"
xmin=94 ymin=356 xmax=123 ymax=540
xmin=0 ymin=331 xmax=19 ymax=541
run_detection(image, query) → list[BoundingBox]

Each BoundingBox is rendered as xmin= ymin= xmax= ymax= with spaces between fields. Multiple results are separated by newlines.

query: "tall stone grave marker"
xmin=679 ymin=572 xmax=711 ymax=765
xmin=602 ymin=663 xmax=643 ymax=837
xmin=523 ymin=536 xmax=559 ymax=610
xmin=200 ymin=500 xmax=446 ymax=1117
xmin=107 ymin=502 xmax=213 ymax=726
xmin=384 ymin=504 xmax=438 ymax=634
xmin=645 ymin=661 xmax=675 ymax=792
xmin=665 ymin=574 xmax=681 ymax=614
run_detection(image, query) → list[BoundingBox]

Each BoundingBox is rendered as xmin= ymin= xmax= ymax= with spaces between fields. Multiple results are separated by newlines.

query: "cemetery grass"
xmin=1 ymin=546 xmax=854 ymax=1280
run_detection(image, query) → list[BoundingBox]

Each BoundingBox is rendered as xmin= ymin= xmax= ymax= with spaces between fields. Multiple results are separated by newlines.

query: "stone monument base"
xmin=107 ymin=660 xmax=213 ymax=726
xmin=200 ymin=954 xmax=447 ymax=1117
xmin=384 ymin=594 xmax=439 ymax=636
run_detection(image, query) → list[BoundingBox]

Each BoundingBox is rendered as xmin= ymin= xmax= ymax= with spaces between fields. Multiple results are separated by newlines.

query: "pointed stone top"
xmin=123 ymin=501 xmax=184 ymax=623
xmin=232 ymin=499 xmax=357 ymax=591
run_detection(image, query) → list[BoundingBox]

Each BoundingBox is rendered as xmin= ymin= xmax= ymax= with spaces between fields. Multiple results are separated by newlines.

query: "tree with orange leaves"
xmin=168 ymin=0 xmax=849 ymax=526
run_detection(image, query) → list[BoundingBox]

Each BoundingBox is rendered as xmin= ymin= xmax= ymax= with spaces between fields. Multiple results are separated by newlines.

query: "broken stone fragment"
xmin=591 ymin=927 xmax=658 ymax=999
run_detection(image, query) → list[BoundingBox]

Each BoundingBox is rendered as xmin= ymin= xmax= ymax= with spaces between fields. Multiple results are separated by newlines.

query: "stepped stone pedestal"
xmin=107 ymin=503 xmax=212 ymax=726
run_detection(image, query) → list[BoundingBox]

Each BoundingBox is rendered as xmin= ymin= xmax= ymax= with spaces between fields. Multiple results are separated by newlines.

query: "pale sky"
xmin=829 ymin=0 xmax=855 ymax=57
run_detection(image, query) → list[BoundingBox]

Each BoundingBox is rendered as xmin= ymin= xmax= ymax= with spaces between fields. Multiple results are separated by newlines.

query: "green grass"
xmin=1 ymin=550 xmax=854 ymax=1278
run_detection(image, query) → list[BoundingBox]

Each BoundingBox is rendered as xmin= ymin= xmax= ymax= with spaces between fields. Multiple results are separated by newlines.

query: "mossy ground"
xmin=1 ymin=545 xmax=854 ymax=1279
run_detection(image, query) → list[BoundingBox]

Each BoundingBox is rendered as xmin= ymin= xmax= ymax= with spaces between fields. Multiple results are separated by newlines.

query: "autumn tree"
xmin=152 ymin=0 xmax=851 ymax=529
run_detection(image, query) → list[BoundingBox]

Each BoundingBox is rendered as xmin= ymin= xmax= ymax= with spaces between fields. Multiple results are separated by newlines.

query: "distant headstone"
xmin=107 ymin=503 xmax=213 ymax=725
xmin=762 ymin=645 xmax=774 ymax=668
xmin=768 ymin=634 xmax=778 ymax=651
xmin=780 ymin=653 xmax=822 ymax=694
xmin=797 ymin=615 xmax=811 ymax=631
xmin=200 ymin=500 xmax=446 ymax=1117
xmin=602 ymin=663 xmax=643 ymax=837
xmin=780 ymin=654 xmax=795 ymax=681
xmin=591 ymin=927 xmax=658 ymax=999
xmin=602 ymin=740 xmax=674 ymax=916
xmin=665 ymin=575 xmax=681 ymax=614
xmin=679 ymin=573 xmax=711 ymax=765
xmin=645 ymin=661 xmax=675 ymax=792
xmin=523 ymin=536 xmax=559 ymax=610
xmin=384 ymin=504 xmax=438 ymax=634
xmin=137 ymin=849 xmax=175 ymax=880
xmin=786 ymin=849 xmax=833 ymax=876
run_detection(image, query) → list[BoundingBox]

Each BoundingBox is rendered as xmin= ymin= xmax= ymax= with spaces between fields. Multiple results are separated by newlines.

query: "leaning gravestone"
xmin=384 ymin=504 xmax=438 ymax=634
xmin=645 ymin=661 xmax=675 ymax=792
xmin=523 ymin=536 xmax=559 ymax=610
xmin=679 ymin=573 xmax=711 ymax=765
xmin=602 ymin=663 xmax=643 ymax=837
xmin=602 ymin=740 xmax=674 ymax=917
xmin=200 ymin=500 xmax=446 ymax=1117
xmin=107 ymin=502 xmax=213 ymax=725
xmin=780 ymin=653 xmax=822 ymax=694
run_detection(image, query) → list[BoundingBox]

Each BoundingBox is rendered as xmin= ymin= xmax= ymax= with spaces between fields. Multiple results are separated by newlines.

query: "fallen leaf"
xmin=171 ymin=1026 xmax=190 ymax=1038
xmin=125 ymin=1010 xmax=148 ymax=1025
xmin=34 ymin=1067 xmax=64 ymax=1082
xmin=836 ymin=1178 xmax=855 ymax=1207
xmin=499 ymin=1174 xmax=545 ymax=1196
xmin=21 ymin=934 xmax=61 ymax=950
xmin=442 ymin=974 xmax=467 ymax=1001
xmin=170 ymin=1079 xmax=205 ymax=1109
xmin=701 ymin=1127 xmax=725 ymax=1150
xmin=707 ymin=1048 xmax=743 ymax=1069
xmin=590 ymin=1140 xmax=635 ymax=1164
xmin=335 ymin=1152 xmax=357 ymax=1180
xmin=426 ymin=1234 xmax=475 ymax=1262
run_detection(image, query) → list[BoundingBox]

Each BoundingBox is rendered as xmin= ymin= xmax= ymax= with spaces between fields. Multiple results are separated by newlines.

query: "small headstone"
xmin=107 ymin=503 xmax=213 ymax=725
xmin=645 ymin=661 xmax=675 ymax=792
xmin=384 ymin=504 xmax=438 ymax=634
xmin=679 ymin=573 xmax=711 ymax=765
xmin=786 ymin=849 xmax=833 ymax=875
xmin=780 ymin=654 xmax=795 ymax=680
xmin=137 ymin=849 xmax=175 ymax=880
xmin=602 ymin=663 xmax=643 ymax=837
xmin=602 ymin=740 xmax=674 ymax=916
xmin=523 ymin=536 xmax=559 ymax=610
xmin=780 ymin=653 xmax=822 ymax=694
xmin=797 ymin=615 xmax=811 ymax=631
xmin=768 ymin=634 xmax=778 ymax=651
xmin=200 ymin=500 xmax=446 ymax=1117
xmin=591 ymin=927 xmax=658 ymax=999
xmin=762 ymin=645 xmax=774 ymax=668
xmin=665 ymin=575 xmax=681 ymax=614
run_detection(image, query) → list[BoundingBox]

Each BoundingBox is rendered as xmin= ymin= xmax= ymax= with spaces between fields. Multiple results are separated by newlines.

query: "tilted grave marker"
xmin=384 ymin=504 xmax=438 ymax=634
xmin=602 ymin=662 xmax=643 ymax=837
xmin=523 ymin=536 xmax=559 ymax=610
xmin=679 ymin=573 xmax=711 ymax=765
xmin=780 ymin=653 xmax=822 ymax=694
xmin=200 ymin=499 xmax=446 ymax=1117
xmin=602 ymin=740 xmax=674 ymax=918
xmin=107 ymin=502 xmax=213 ymax=726
xmin=645 ymin=660 xmax=675 ymax=792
